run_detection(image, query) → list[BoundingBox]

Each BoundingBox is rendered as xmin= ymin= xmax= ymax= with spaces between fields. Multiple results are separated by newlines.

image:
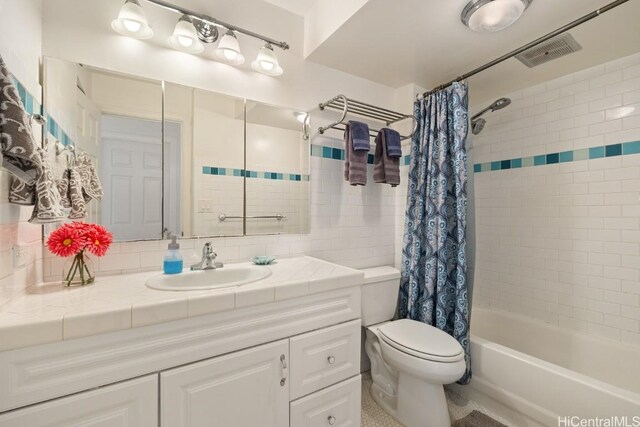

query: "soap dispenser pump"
xmin=163 ymin=235 xmax=183 ymax=275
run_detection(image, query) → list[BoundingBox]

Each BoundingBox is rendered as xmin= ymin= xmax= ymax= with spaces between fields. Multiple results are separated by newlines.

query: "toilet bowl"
xmin=361 ymin=267 xmax=466 ymax=427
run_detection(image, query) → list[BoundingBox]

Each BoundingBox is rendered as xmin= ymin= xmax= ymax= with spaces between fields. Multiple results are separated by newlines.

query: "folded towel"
xmin=76 ymin=151 xmax=103 ymax=202
xmin=0 ymin=54 xmax=39 ymax=185
xmin=348 ymin=120 xmax=370 ymax=151
xmin=1 ymin=55 xmax=65 ymax=223
xmin=384 ymin=128 xmax=402 ymax=158
xmin=373 ymin=129 xmax=400 ymax=187
xmin=344 ymin=123 xmax=367 ymax=186
xmin=57 ymin=167 xmax=87 ymax=219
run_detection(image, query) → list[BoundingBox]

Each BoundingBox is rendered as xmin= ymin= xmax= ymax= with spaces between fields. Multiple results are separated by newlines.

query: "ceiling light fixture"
xmin=168 ymin=15 xmax=204 ymax=53
xmin=252 ymin=43 xmax=283 ymax=76
xmin=215 ymin=30 xmax=245 ymax=65
xmin=111 ymin=0 xmax=154 ymax=39
xmin=461 ymin=0 xmax=532 ymax=33
xmin=111 ymin=0 xmax=289 ymax=76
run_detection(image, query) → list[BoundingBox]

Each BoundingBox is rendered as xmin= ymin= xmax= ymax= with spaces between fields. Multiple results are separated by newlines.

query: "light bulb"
xmin=462 ymin=0 xmax=531 ymax=33
xmin=111 ymin=0 xmax=153 ymax=40
xmin=168 ymin=15 xmax=204 ymax=54
xmin=123 ymin=19 xmax=141 ymax=33
xmin=260 ymin=60 xmax=274 ymax=71
xmin=223 ymin=49 xmax=238 ymax=61
xmin=177 ymin=35 xmax=193 ymax=47
xmin=251 ymin=43 xmax=283 ymax=76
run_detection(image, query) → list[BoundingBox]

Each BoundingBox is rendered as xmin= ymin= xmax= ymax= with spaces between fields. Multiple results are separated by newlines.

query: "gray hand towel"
xmin=384 ymin=128 xmax=402 ymax=158
xmin=26 ymin=148 xmax=65 ymax=224
xmin=1 ymin=54 xmax=65 ymax=223
xmin=76 ymin=151 xmax=103 ymax=202
xmin=0 ymin=53 xmax=39 ymax=185
xmin=373 ymin=129 xmax=400 ymax=187
xmin=57 ymin=167 xmax=87 ymax=219
xmin=344 ymin=122 xmax=367 ymax=186
xmin=348 ymin=120 xmax=370 ymax=151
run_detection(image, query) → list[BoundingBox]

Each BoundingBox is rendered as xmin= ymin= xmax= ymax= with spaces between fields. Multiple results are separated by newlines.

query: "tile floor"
xmin=361 ymin=372 xmax=513 ymax=426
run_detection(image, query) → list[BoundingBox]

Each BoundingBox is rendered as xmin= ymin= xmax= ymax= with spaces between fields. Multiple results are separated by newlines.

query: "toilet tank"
xmin=360 ymin=266 xmax=401 ymax=327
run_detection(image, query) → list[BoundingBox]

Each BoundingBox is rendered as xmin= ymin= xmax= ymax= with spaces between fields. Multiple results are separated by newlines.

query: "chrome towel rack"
xmin=317 ymin=94 xmax=417 ymax=141
xmin=218 ymin=213 xmax=285 ymax=221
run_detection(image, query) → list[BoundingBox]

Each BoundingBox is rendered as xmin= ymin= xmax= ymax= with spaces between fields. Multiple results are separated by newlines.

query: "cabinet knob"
xmin=327 ymin=415 xmax=336 ymax=425
xmin=327 ymin=356 xmax=336 ymax=364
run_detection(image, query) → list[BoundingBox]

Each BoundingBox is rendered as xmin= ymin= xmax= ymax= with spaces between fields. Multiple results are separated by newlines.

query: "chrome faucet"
xmin=191 ymin=242 xmax=223 ymax=270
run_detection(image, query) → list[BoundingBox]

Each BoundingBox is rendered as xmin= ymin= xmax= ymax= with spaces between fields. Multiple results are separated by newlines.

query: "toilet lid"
xmin=378 ymin=319 xmax=464 ymax=362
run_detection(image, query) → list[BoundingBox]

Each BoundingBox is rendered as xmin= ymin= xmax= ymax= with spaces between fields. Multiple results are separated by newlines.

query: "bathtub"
xmin=448 ymin=308 xmax=640 ymax=426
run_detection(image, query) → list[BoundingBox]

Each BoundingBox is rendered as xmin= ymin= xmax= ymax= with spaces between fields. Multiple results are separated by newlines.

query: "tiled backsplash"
xmin=472 ymin=52 xmax=640 ymax=345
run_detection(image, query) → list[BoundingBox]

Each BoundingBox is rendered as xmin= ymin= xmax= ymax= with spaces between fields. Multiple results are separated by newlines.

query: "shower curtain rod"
xmin=421 ymin=0 xmax=630 ymax=98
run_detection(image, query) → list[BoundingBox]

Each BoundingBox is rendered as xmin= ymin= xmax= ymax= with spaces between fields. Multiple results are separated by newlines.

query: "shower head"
xmin=490 ymin=97 xmax=511 ymax=111
xmin=470 ymin=97 xmax=511 ymax=135
xmin=471 ymin=118 xmax=486 ymax=135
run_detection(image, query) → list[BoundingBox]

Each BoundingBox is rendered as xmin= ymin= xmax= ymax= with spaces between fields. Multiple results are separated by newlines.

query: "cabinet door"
xmin=0 ymin=375 xmax=158 ymax=427
xmin=161 ymin=339 xmax=289 ymax=427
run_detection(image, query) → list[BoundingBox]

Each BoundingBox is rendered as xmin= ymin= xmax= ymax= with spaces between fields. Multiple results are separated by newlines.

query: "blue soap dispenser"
xmin=163 ymin=235 xmax=183 ymax=274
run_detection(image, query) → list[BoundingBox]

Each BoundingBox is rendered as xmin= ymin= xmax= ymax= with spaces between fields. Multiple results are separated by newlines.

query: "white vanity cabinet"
xmin=0 ymin=282 xmax=364 ymax=427
xmin=0 ymin=375 xmax=158 ymax=427
xmin=161 ymin=339 xmax=290 ymax=427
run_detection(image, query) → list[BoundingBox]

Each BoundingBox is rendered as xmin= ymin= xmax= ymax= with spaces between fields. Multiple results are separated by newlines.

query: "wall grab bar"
xmin=218 ymin=213 xmax=285 ymax=221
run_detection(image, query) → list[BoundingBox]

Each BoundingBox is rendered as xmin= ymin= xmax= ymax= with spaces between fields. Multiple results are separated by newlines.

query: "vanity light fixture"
xmin=111 ymin=0 xmax=289 ymax=76
xmin=251 ymin=43 xmax=283 ymax=76
xmin=168 ymin=15 xmax=204 ymax=54
xmin=215 ymin=30 xmax=245 ymax=65
xmin=461 ymin=0 xmax=532 ymax=32
xmin=111 ymin=0 xmax=154 ymax=39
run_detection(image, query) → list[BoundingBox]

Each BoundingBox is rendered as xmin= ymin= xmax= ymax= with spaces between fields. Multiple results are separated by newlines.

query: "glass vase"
xmin=62 ymin=250 xmax=95 ymax=287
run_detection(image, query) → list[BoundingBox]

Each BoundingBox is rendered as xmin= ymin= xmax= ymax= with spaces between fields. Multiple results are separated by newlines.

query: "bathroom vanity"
xmin=0 ymin=257 xmax=363 ymax=426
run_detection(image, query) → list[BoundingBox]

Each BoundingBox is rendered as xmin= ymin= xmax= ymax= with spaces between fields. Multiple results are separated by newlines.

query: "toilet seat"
xmin=377 ymin=319 xmax=464 ymax=363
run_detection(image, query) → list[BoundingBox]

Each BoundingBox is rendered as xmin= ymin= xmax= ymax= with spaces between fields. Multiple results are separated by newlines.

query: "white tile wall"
xmin=471 ymin=52 xmax=640 ymax=346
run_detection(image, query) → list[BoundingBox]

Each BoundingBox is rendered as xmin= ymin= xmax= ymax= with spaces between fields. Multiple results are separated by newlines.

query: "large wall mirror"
xmin=43 ymin=57 xmax=310 ymax=242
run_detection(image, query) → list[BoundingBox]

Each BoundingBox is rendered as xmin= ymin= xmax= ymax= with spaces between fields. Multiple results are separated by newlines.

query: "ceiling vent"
xmin=515 ymin=33 xmax=582 ymax=68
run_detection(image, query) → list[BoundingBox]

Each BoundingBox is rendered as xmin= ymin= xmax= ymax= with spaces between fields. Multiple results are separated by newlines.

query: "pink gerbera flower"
xmin=84 ymin=224 xmax=113 ymax=257
xmin=47 ymin=225 xmax=84 ymax=257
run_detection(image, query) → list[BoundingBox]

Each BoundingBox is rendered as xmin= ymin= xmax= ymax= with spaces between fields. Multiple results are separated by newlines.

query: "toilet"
xmin=361 ymin=266 xmax=466 ymax=427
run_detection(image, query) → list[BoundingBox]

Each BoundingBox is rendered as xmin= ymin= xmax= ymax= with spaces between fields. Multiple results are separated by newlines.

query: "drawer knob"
xmin=328 ymin=415 xmax=336 ymax=425
xmin=327 ymin=356 xmax=336 ymax=364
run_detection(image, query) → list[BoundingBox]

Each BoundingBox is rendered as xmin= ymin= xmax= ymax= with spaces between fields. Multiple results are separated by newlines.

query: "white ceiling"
xmin=303 ymin=0 xmax=640 ymax=96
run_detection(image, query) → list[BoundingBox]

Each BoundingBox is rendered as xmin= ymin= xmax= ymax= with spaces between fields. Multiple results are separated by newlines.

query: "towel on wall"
xmin=373 ymin=128 xmax=400 ymax=187
xmin=76 ymin=151 xmax=103 ymax=202
xmin=0 ymin=54 xmax=64 ymax=223
xmin=348 ymin=120 xmax=370 ymax=151
xmin=384 ymin=128 xmax=402 ymax=158
xmin=57 ymin=167 xmax=87 ymax=219
xmin=344 ymin=122 xmax=368 ymax=186
xmin=0 ymin=53 xmax=39 ymax=185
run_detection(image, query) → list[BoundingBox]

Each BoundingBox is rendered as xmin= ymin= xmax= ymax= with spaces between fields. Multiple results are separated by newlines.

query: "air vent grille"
xmin=515 ymin=33 xmax=582 ymax=68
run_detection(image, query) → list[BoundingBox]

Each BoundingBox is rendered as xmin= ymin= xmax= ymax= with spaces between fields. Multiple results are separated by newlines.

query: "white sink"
xmin=146 ymin=265 xmax=272 ymax=291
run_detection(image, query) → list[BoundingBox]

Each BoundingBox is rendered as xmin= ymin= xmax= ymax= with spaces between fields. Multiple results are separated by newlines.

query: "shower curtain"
xmin=399 ymin=82 xmax=471 ymax=384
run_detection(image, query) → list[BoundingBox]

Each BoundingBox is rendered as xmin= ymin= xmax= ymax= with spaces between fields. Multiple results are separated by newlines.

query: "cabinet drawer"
xmin=290 ymin=319 xmax=360 ymax=399
xmin=290 ymin=375 xmax=361 ymax=427
xmin=0 ymin=375 xmax=158 ymax=427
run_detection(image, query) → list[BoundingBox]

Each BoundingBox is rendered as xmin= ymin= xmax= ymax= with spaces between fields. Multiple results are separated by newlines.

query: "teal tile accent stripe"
xmin=474 ymin=141 xmax=640 ymax=173
xmin=311 ymin=144 xmax=410 ymax=166
xmin=202 ymin=166 xmax=309 ymax=181
xmin=11 ymin=76 xmax=41 ymax=116
xmin=12 ymin=75 xmax=76 ymax=149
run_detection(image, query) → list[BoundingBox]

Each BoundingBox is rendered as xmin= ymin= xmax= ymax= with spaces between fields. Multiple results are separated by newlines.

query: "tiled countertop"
xmin=0 ymin=256 xmax=364 ymax=352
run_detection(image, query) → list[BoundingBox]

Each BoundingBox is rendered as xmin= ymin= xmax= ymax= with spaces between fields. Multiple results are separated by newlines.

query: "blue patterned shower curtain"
xmin=399 ymin=82 xmax=471 ymax=384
